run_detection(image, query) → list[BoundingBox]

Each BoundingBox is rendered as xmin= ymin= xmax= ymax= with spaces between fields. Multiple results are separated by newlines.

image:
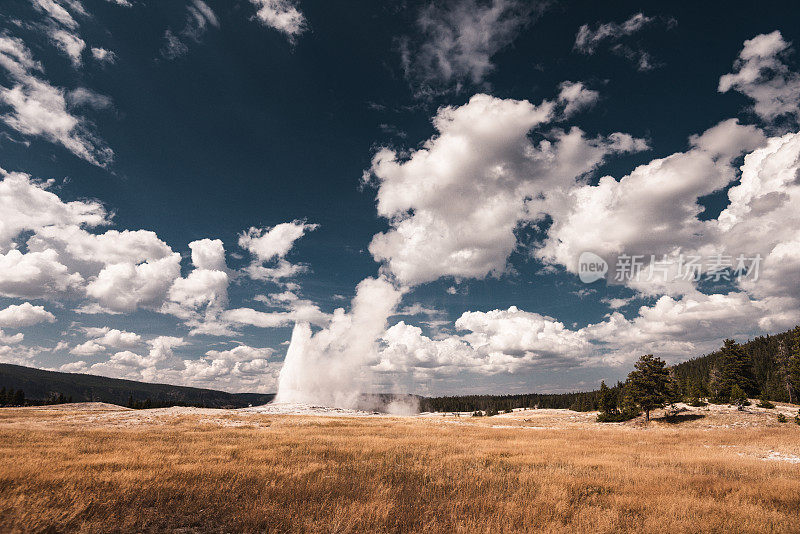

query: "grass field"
xmin=0 ymin=404 xmax=799 ymax=533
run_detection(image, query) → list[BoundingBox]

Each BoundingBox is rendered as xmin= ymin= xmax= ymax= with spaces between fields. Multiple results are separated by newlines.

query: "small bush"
xmin=757 ymin=399 xmax=775 ymax=409
xmin=472 ymin=411 xmax=483 ymax=417
xmin=730 ymin=385 xmax=749 ymax=410
xmin=687 ymin=398 xmax=708 ymax=407
xmin=777 ymin=413 xmax=787 ymax=423
xmin=596 ymin=411 xmax=636 ymax=423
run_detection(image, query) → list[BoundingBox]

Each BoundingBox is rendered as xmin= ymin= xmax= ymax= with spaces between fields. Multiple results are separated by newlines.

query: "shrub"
xmin=777 ymin=413 xmax=787 ymax=423
xmin=596 ymin=412 xmax=636 ymax=423
xmin=688 ymin=398 xmax=708 ymax=407
xmin=472 ymin=411 xmax=483 ymax=417
xmin=730 ymin=385 xmax=749 ymax=410
xmin=757 ymin=398 xmax=775 ymax=409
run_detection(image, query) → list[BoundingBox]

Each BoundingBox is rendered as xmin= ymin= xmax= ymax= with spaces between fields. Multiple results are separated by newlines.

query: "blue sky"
xmin=0 ymin=0 xmax=799 ymax=398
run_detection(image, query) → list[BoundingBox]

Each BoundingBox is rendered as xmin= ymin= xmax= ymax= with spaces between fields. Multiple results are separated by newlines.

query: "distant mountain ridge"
xmin=0 ymin=364 xmax=274 ymax=408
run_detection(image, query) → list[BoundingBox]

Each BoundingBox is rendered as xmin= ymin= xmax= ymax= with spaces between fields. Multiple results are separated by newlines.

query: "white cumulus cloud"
xmin=719 ymin=30 xmax=800 ymax=125
xmin=0 ymin=302 xmax=56 ymax=328
xmin=367 ymin=93 xmax=645 ymax=286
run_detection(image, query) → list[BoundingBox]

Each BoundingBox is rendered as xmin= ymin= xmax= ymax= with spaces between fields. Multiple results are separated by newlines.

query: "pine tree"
xmin=598 ymin=381 xmax=617 ymax=415
xmin=620 ymin=387 xmax=640 ymax=419
xmin=627 ymin=354 xmax=670 ymax=422
xmin=730 ymin=384 xmax=748 ymax=410
xmin=687 ymin=378 xmax=707 ymax=406
xmin=787 ymin=326 xmax=800 ymax=403
xmin=775 ymin=338 xmax=794 ymax=404
xmin=667 ymin=371 xmax=683 ymax=405
xmin=596 ymin=381 xmax=623 ymax=422
xmin=719 ymin=339 xmax=755 ymax=399
xmin=708 ymin=366 xmax=724 ymax=402
xmin=696 ymin=377 xmax=708 ymax=398
xmin=757 ymin=393 xmax=775 ymax=409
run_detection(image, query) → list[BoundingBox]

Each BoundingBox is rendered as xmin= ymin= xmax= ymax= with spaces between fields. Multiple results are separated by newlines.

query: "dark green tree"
xmin=598 ymin=381 xmax=617 ymax=414
xmin=627 ymin=354 xmax=670 ymax=422
xmin=690 ymin=378 xmax=706 ymax=399
xmin=757 ymin=394 xmax=775 ymax=409
xmin=708 ymin=366 xmax=724 ymax=402
xmin=730 ymin=384 xmax=748 ymax=410
xmin=687 ymin=378 xmax=707 ymax=406
xmin=667 ymin=371 xmax=683 ymax=404
xmin=787 ymin=327 xmax=800 ymax=402
xmin=719 ymin=339 xmax=755 ymax=399
xmin=597 ymin=381 xmax=626 ymax=422
xmin=619 ymin=385 xmax=640 ymax=419
xmin=774 ymin=338 xmax=794 ymax=404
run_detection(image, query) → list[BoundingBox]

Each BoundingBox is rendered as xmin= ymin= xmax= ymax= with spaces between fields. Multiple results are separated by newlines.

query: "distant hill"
xmin=0 ymin=364 xmax=274 ymax=408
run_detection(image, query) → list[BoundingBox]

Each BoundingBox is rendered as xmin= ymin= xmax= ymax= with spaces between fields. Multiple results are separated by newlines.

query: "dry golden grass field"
xmin=0 ymin=403 xmax=799 ymax=533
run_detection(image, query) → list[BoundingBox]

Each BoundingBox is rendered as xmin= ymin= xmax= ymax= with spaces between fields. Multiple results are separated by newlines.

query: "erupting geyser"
xmin=274 ymin=276 xmax=403 ymax=409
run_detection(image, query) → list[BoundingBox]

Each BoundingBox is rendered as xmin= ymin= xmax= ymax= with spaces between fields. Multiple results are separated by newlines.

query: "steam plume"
xmin=275 ymin=276 xmax=403 ymax=408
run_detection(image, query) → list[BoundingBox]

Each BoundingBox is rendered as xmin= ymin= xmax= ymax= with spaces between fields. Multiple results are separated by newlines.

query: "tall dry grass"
xmin=0 ymin=408 xmax=799 ymax=533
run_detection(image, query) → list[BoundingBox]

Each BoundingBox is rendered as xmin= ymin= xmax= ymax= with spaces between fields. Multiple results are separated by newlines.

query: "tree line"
xmin=596 ymin=330 xmax=800 ymax=424
xmin=671 ymin=326 xmax=800 ymax=403
xmin=421 ymin=325 xmax=800 ymax=418
xmin=0 ymin=387 xmax=76 ymax=407
xmin=125 ymin=396 xmax=210 ymax=409
xmin=0 ymin=387 xmax=214 ymax=410
xmin=0 ymin=387 xmax=26 ymax=406
xmin=418 ymin=390 xmax=603 ymax=414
